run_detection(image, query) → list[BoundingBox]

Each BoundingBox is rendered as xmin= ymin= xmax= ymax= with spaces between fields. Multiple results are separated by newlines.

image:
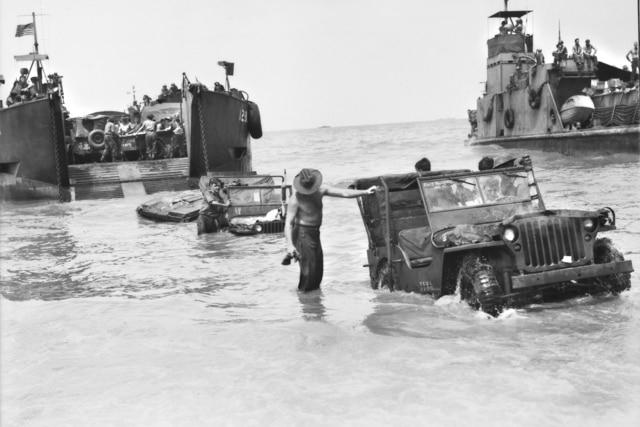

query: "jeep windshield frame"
xmin=224 ymin=176 xmax=291 ymax=221
xmin=418 ymin=166 xmax=545 ymax=231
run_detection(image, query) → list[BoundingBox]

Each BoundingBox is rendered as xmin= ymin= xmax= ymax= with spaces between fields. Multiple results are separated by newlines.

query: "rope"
xmin=632 ymin=93 xmax=640 ymax=124
xmin=608 ymin=92 xmax=622 ymax=125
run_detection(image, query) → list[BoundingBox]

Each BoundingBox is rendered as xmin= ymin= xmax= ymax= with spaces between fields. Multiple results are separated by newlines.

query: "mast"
xmin=504 ymin=0 xmax=510 ymax=26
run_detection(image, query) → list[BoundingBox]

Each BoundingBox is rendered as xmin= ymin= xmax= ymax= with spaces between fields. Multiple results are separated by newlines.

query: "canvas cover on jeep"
xmin=349 ymin=170 xmax=471 ymax=191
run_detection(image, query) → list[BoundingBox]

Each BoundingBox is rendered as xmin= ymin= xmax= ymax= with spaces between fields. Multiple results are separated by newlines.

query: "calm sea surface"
xmin=1 ymin=119 xmax=639 ymax=426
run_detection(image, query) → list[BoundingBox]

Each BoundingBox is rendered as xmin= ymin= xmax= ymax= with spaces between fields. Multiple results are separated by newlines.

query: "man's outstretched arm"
xmin=284 ymin=195 xmax=299 ymax=254
xmin=323 ymin=185 xmax=377 ymax=198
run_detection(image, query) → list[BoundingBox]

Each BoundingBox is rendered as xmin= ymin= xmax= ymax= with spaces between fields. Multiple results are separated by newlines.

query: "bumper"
xmin=511 ymin=260 xmax=634 ymax=289
xmin=228 ymin=219 xmax=285 ymax=235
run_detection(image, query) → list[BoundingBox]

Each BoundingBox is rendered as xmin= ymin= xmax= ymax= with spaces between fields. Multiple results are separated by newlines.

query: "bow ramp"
xmin=68 ymin=158 xmax=191 ymax=201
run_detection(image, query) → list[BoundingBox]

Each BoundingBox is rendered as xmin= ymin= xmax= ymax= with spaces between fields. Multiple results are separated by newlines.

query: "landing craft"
xmin=0 ymin=13 xmax=263 ymax=202
xmin=467 ymin=1 xmax=640 ymax=155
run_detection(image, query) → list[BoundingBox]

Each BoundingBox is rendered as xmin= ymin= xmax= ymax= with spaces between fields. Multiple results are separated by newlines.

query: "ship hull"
xmin=0 ymin=94 xmax=70 ymax=202
xmin=469 ymin=125 xmax=640 ymax=155
xmin=1 ymin=82 xmax=256 ymax=202
xmin=183 ymin=88 xmax=252 ymax=177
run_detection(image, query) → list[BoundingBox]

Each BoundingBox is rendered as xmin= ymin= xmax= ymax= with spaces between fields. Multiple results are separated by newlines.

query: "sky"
xmin=1 ymin=0 xmax=638 ymax=131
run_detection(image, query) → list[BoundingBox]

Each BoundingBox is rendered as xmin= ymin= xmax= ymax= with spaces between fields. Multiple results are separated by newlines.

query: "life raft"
xmin=247 ymin=101 xmax=262 ymax=139
xmin=88 ymin=129 xmax=106 ymax=150
xmin=504 ymin=108 xmax=515 ymax=129
xmin=528 ymin=87 xmax=542 ymax=109
xmin=136 ymin=190 xmax=202 ymax=223
xmin=481 ymin=95 xmax=494 ymax=122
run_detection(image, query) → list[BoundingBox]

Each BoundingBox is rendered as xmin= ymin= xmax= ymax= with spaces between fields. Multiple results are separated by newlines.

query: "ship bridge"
xmin=486 ymin=9 xmax=533 ymax=95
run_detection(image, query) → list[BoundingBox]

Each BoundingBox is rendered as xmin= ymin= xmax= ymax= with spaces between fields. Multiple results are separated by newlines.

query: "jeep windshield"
xmin=421 ymin=172 xmax=532 ymax=213
xmin=227 ymin=186 xmax=282 ymax=206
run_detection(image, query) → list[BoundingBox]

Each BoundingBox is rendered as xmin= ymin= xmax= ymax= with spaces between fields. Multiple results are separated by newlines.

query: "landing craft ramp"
xmin=68 ymin=158 xmax=192 ymax=201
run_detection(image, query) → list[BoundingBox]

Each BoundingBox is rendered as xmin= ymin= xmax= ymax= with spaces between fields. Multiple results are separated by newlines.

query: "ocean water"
xmin=1 ymin=119 xmax=639 ymax=427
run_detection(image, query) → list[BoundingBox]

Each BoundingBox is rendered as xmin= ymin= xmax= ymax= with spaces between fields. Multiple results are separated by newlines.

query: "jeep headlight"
xmin=431 ymin=229 xmax=453 ymax=248
xmin=253 ymin=223 xmax=263 ymax=233
xmin=503 ymin=227 xmax=518 ymax=242
xmin=583 ymin=218 xmax=596 ymax=232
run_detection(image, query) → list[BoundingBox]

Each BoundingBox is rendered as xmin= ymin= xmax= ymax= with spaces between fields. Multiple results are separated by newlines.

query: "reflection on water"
xmin=297 ymin=290 xmax=326 ymax=321
xmin=1 ymin=119 xmax=639 ymax=426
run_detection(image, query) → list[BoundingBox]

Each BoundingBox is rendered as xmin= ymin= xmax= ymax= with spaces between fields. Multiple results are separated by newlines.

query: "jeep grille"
xmin=259 ymin=220 xmax=285 ymax=234
xmin=516 ymin=217 xmax=589 ymax=271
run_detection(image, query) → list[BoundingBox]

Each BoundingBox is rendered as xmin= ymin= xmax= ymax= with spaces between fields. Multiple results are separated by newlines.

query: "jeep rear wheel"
xmin=592 ymin=237 xmax=631 ymax=294
xmin=457 ymin=254 xmax=504 ymax=315
xmin=373 ymin=259 xmax=397 ymax=292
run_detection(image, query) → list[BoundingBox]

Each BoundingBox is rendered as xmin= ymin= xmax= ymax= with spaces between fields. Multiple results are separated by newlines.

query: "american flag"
xmin=15 ymin=23 xmax=34 ymax=37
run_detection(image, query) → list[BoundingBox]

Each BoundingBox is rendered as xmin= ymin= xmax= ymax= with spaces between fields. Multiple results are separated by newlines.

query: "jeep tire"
xmin=373 ymin=259 xmax=397 ymax=291
xmin=592 ymin=237 xmax=631 ymax=294
xmin=457 ymin=254 xmax=504 ymax=315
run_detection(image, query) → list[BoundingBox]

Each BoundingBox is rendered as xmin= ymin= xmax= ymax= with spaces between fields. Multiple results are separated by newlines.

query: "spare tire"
xmin=88 ymin=129 xmax=106 ymax=150
xmin=247 ymin=101 xmax=262 ymax=139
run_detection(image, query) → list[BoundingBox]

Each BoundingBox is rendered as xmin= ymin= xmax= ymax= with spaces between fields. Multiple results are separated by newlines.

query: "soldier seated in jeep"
xmin=350 ymin=156 xmax=633 ymax=315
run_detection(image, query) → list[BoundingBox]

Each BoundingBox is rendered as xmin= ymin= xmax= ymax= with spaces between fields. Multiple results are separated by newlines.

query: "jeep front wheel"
xmin=457 ymin=254 xmax=504 ymax=315
xmin=592 ymin=237 xmax=631 ymax=294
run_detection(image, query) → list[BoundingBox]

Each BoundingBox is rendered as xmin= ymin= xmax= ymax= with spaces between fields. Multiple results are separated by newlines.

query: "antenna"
xmin=558 ymin=20 xmax=561 ymax=42
xmin=126 ymin=85 xmax=136 ymax=103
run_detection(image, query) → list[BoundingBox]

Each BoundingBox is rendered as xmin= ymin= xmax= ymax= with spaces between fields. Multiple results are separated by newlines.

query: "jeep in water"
xmin=137 ymin=174 xmax=291 ymax=236
xmin=351 ymin=156 xmax=633 ymax=314
xmin=197 ymin=174 xmax=291 ymax=235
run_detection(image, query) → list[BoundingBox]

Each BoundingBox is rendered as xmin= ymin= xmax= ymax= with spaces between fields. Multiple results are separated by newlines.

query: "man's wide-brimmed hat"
xmin=293 ymin=168 xmax=323 ymax=194
xmin=493 ymin=154 xmax=517 ymax=168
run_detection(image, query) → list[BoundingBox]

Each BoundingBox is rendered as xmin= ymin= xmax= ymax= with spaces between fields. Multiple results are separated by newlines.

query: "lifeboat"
xmin=560 ymin=95 xmax=595 ymax=126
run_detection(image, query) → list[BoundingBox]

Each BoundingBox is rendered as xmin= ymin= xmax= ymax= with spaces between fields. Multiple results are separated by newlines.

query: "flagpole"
xmin=31 ymin=12 xmax=43 ymax=84
xmin=32 ymin=12 xmax=39 ymax=54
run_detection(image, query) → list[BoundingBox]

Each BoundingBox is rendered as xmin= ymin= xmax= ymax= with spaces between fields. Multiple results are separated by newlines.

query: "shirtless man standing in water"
xmin=284 ymin=168 xmax=377 ymax=292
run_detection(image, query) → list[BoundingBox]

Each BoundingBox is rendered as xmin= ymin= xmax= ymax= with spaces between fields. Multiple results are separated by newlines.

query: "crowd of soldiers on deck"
xmin=497 ymin=18 xmax=639 ymax=84
xmin=140 ymin=83 xmax=183 ymax=107
xmin=97 ymin=113 xmax=186 ymax=163
xmin=4 ymin=68 xmax=64 ymax=107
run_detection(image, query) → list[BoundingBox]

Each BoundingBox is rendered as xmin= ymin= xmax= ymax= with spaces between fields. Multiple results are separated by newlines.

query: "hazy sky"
xmin=1 ymin=0 xmax=638 ymax=131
